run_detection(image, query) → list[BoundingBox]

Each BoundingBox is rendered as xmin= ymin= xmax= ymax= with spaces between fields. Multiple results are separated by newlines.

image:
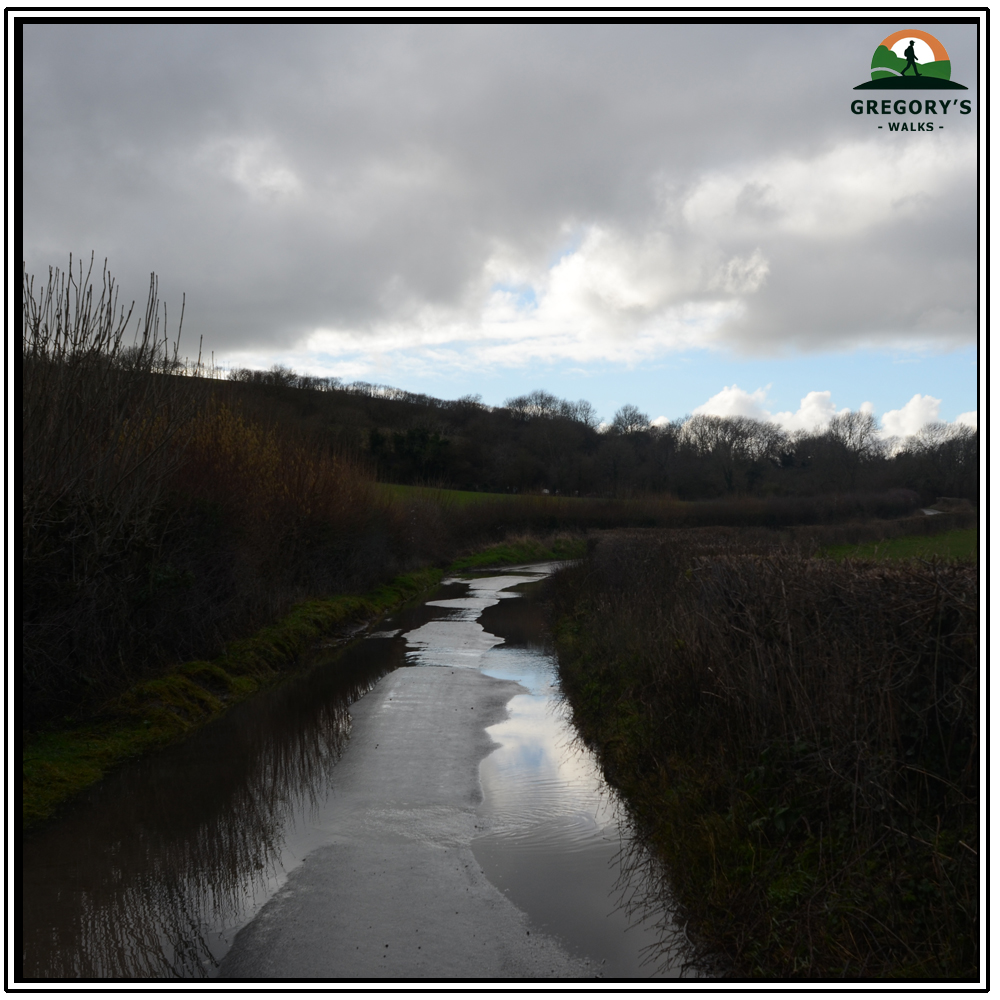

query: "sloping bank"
xmin=22 ymin=536 xmax=586 ymax=830
xmin=549 ymin=529 xmax=978 ymax=980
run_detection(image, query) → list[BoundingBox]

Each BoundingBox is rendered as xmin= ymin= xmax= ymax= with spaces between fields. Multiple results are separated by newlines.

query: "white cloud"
xmin=290 ymin=223 xmax=753 ymax=370
xmin=879 ymin=393 xmax=941 ymax=438
xmin=282 ymin=134 xmax=972 ymax=374
xmin=710 ymin=249 xmax=770 ymax=295
xmin=692 ymin=384 xmax=771 ymax=421
xmin=692 ymin=385 xmax=848 ymax=433
xmin=771 ymin=391 xmax=852 ymax=433
xmin=688 ymin=386 xmax=972 ymax=440
xmin=955 ymin=410 xmax=978 ymax=429
xmin=200 ymin=137 xmax=303 ymax=201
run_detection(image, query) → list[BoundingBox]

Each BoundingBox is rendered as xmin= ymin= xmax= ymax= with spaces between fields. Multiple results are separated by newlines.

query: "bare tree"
xmin=558 ymin=398 xmax=601 ymax=428
xmin=827 ymin=410 xmax=882 ymax=489
xmin=828 ymin=409 xmax=881 ymax=458
xmin=611 ymin=404 xmax=650 ymax=436
xmin=506 ymin=390 xmax=599 ymax=428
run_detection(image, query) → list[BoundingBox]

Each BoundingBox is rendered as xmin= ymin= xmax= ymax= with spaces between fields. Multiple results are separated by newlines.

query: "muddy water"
xmin=21 ymin=564 xmax=688 ymax=980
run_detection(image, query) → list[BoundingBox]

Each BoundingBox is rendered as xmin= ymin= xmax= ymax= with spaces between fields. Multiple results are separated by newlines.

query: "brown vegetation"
xmin=21 ymin=260 xmax=430 ymax=729
xmin=551 ymin=529 xmax=978 ymax=979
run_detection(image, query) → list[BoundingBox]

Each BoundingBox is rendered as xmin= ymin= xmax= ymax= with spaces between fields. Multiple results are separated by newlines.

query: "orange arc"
xmin=878 ymin=29 xmax=949 ymax=62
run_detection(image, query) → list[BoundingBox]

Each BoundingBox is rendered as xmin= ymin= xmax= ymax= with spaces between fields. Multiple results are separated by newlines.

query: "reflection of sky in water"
xmin=403 ymin=569 xmax=619 ymax=837
xmin=403 ymin=618 xmax=503 ymax=669
xmin=410 ymin=566 xmax=684 ymax=975
xmin=432 ymin=568 xmax=683 ymax=977
xmin=478 ymin=644 xmax=619 ymax=839
xmin=404 ymin=574 xmax=540 ymax=670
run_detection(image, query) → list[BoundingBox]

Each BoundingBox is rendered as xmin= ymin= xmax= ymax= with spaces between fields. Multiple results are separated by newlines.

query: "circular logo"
xmin=871 ymin=29 xmax=951 ymax=82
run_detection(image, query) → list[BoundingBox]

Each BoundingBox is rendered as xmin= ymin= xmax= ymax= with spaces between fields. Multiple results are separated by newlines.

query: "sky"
xmin=20 ymin=18 xmax=982 ymax=436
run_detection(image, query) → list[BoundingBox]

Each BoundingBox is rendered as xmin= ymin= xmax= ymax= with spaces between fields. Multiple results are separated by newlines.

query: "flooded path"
xmin=22 ymin=564 xmax=688 ymax=980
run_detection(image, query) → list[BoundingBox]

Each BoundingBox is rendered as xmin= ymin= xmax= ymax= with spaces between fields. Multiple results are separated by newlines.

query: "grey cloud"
xmin=22 ymin=22 xmax=979 ymax=357
xmin=715 ymin=169 xmax=977 ymax=353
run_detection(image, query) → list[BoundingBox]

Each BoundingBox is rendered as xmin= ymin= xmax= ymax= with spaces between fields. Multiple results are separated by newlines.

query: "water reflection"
xmin=470 ymin=582 xmax=688 ymax=978
xmin=21 ymin=569 xmax=694 ymax=981
xmin=23 ymin=675 xmax=358 ymax=978
xmin=403 ymin=574 xmax=539 ymax=670
xmin=406 ymin=566 xmax=689 ymax=977
xmin=21 ymin=586 xmax=463 ymax=979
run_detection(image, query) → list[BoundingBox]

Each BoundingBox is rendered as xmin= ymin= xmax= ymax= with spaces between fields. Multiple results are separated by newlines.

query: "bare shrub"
xmin=552 ymin=530 xmax=978 ymax=977
xmin=21 ymin=256 xmax=439 ymax=729
xmin=22 ymin=257 xmax=190 ymax=723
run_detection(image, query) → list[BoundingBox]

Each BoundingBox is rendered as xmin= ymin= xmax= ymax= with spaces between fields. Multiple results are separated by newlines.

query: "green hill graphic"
xmin=870 ymin=44 xmax=951 ymax=81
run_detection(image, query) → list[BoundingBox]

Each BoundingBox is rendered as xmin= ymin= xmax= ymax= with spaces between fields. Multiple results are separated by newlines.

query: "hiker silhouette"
xmin=900 ymin=40 xmax=921 ymax=76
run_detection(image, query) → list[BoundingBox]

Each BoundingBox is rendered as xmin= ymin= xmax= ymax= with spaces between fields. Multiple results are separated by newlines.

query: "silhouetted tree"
xmin=611 ymin=404 xmax=650 ymax=436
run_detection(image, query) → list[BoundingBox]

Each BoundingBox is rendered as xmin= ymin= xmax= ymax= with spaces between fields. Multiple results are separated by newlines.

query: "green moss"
xmin=22 ymin=567 xmax=442 ymax=830
xmin=22 ymin=721 xmax=181 ymax=828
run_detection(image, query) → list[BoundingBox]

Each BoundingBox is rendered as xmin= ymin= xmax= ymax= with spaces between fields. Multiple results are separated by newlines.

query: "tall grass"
xmin=552 ymin=530 xmax=978 ymax=978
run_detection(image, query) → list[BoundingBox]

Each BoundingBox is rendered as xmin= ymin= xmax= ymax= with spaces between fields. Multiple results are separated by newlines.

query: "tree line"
xmin=229 ymin=370 xmax=978 ymax=503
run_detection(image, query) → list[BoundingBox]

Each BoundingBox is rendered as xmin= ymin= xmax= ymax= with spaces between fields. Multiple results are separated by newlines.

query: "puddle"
xmin=20 ymin=566 xmax=691 ymax=979
xmin=401 ymin=564 xmax=686 ymax=976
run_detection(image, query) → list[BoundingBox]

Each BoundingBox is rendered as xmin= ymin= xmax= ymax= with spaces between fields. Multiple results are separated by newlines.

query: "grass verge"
xmin=380 ymin=483 xmax=528 ymax=506
xmin=450 ymin=534 xmax=587 ymax=570
xmin=22 ymin=568 xmax=442 ymax=830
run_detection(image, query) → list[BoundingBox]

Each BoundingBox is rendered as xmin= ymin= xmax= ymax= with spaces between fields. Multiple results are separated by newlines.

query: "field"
xmin=381 ymin=483 xmax=556 ymax=505
xmin=382 ymin=483 xmax=515 ymax=505
xmin=819 ymin=527 xmax=977 ymax=562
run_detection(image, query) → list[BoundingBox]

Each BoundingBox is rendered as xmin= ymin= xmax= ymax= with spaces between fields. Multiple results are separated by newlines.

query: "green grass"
xmin=819 ymin=528 xmax=977 ymax=562
xmin=449 ymin=535 xmax=587 ymax=570
xmin=379 ymin=483 xmax=607 ymax=507
xmin=380 ymin=483 xmax=530 ymax=506
xmin=22 ymin=568 xmax=442 ymax=829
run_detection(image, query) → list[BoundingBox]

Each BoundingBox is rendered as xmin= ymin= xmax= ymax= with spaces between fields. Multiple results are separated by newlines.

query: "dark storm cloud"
xmin=21 ymin=21 xmax=978 ymax=360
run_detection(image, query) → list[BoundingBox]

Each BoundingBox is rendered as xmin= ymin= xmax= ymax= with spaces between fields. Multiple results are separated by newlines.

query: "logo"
xmin=854 ymin=29 xmax=968 ymax=90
